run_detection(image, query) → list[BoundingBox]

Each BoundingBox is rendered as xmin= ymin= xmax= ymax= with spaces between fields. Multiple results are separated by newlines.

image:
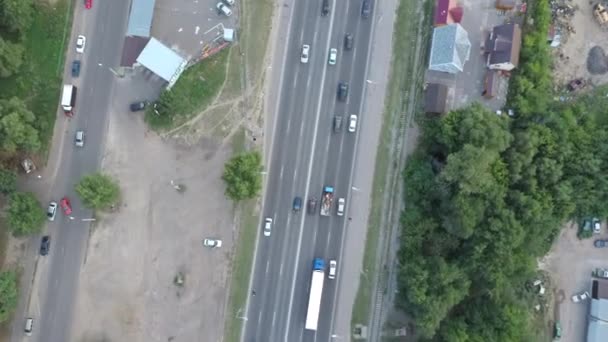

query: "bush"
xmin=7 ymin=192 xmax=45 ymax=236
xmin=0 ymin=168 xmax=17 ymax=194
xmin=75 ymin=173 xmax=120 ymax=210
xmin=222 ymin=151 xmax=262 ymax=201
xmin=0 ymin=271 xmax=18 ymax=323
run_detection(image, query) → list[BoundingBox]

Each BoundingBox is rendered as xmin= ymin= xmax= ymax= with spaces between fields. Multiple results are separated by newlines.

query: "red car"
xmin=84 ymin=0 xmax=92 ymax=9
xmin=60 ymin=197 xmax=72 ymax=215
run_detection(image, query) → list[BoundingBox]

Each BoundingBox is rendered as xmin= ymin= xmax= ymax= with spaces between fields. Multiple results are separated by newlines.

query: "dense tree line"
xmin=395 ymin=0 xmax=608 ymax=340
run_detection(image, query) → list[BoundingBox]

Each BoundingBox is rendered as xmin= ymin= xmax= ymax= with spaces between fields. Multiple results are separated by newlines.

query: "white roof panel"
xmin=127 ymin=0 xmax=156 ymax=37
xmin=136 ymin=38 xmax=186 ymax=83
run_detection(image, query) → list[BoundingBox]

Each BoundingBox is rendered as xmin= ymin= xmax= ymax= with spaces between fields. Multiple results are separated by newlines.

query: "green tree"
xmin=222 ymin=151 xmax=262 ymax=201
xmin=0 ymin=38 xmax=24 ymax=78
xmin=0 ymin=0 xmax=34 ymax=36
xmin=75 ymin=173 xmax=120 ymax=209
xmin=0 ymin=168 xmax=16 ymax=194
xmin=0 ymin=97 xmax=41 ymax=152
xmin=0 ymin=271 xmax=18 ymax=323
xmin=7 ymin=192 xmax=45 ymax=236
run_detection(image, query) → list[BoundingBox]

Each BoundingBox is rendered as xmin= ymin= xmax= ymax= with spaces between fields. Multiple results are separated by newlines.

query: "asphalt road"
xmin=243 ymin=0 xmax=375 ymax=341
xmin=11 ymin=1 xmax=131 ymax=341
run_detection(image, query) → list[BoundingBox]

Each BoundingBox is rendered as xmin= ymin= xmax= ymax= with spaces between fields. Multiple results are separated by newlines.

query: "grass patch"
xmin=350 ymin=0 xmax=431 ymax=333
xmin=0 ymin=0 xmax=72 ymax=156
xmin=239 ymin=0 xmax=274 ymax=85
xmin=145 ymin=49 xmax=229 ymax=131
xmin=223 ymin=200 xmax=259 ymax=342
xmin=231 ymin=128 xmax=247 ymax=154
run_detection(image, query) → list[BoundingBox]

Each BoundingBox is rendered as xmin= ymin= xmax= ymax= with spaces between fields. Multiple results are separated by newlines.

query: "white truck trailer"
xmin=305 ymin=258 xmax=325 ymax=331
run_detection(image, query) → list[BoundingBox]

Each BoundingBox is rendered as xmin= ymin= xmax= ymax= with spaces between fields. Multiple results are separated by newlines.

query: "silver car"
xmin=47 ymin=201 xmax=57 ymax=221
xmin=203 ymin=238 xmax=222 ymax=248
xmin=301 ymin=44 xmax=310 ymax=63
xmin=328 ymin=260 xmax=337 ymax=279
xmin=328 ymin=48 xmax=337 ymax=65
xmin=75 ymin=130 xmax=85 ymax=147
xmin=264 ymin=217 xmax=272 ymax=237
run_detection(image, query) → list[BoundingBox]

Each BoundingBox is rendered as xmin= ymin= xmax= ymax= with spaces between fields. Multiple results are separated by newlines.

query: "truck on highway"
xmin=305 ymin=258 xmax=325 ymax=331
xmin=320 ymin=186 xmax=334 ymax=216
xmin=61 ymin=84 xmax=77 ymax=114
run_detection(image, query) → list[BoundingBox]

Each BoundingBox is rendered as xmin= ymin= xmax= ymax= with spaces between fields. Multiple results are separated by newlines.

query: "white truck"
xmin=305 ymin=258 xmax=325 ymax=331
xmin=61 ymin=84 xmax=77 ymax=113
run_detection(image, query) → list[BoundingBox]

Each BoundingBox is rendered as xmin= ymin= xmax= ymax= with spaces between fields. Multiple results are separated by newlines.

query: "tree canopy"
xmin=0 ymin=271 xmax=18 ymax=323
xmin=0 ymin=168 xmax=17 ymax=194
xmin=75 ymin=173 xmax=120 ymax=210
xmin=7 ymin=192 xmax=45 ymax=236
xmin=0 ymin=97 xmax=41 ymax=152
xmin=222 ymin=151 xmax=263 ymax=201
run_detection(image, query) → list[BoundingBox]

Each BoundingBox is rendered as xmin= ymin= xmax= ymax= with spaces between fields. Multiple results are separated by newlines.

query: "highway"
xmin=12 ymin=1 xmax=131 ymax=341
xmin=243 ymin=0 xmax=376 ymax=341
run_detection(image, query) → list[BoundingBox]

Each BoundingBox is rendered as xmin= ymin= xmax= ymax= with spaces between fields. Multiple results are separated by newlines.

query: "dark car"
xmin=321 ymin=0 xmax=330 ymax=16
xmin=337 ymin=82 xmax=349 ymax=101
xmin=361 ymin=0 xmax=371 ymax=18
xmin=308 ymin=198 xmax=318 ymax=214
xmin=130 ymin=101 xmax=147 ymax=112
xmin=40 ymin=236 xmax=50 ymax=256
xmin=595 ymin=239 xmax=608 ymax=248
xmin=334 ymin=115 xmax=343 ymax=133
xmin=71 ymin=60 xmax=81 ymax=77
xmin=293 ymin=196 xmax=302 ymax=212
xmin=344 ymin=33 xmax=354 ymax=51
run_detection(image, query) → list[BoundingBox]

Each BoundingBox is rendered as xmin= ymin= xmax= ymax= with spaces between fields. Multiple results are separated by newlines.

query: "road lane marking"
xmin=280 ymin=165 xmax=285 ymax=182
xmin=273 ymin=311 xmax=277 ymax=328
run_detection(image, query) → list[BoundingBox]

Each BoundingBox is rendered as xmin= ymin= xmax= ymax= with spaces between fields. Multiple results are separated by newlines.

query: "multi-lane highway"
xmin=11 ymin=1 xmax=130 ymax=341
xmin=243 ymin=0 xmax=376 ymax=341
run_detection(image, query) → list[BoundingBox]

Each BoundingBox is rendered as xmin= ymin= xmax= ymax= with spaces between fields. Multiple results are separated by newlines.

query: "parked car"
xmin=263 ymin=217 xmax=272 ymax=237
xmin=337 ymin=82 xmax=349 ymax=101
xmin=567 ymin=78 xmax=586 ymax=92
xmin=328 ymin=260 xmax=337 ymax=279
xmin=348 ymin=114 xmax=358 ymax=133
xmin=594 ymin=239 xmax=608 ymax=248
xmin=71 ymin=60 xmax=81 ymax=77
xmin=308 ymin=198 xmax=317 ymax=214
xmin=75 ymin=130 xmax=85 ymax=147
xmin=130 ymin=101 xmax=147 ymax=112
xmin=593 ymin=217 xmax=601 ymax=234
xmin=203 ymin=238 xmax=222 ymax=248
xmin=24 ymin=317 xmax=33 ymax=336
xmin=572 ymin=291 xmax=590 ymax=303
xmin=47 ymin=201 xmax=57 ymax=221
xmin=60 ymin=197 xmax=72 ymax=215
xmin=593 ymin=268 xmax=608 ymax=279
xmin=76 ymin=35 xmax=86 ymax=53
xmin=328 ymin=48 xmax=337 ymax=65
xmin=554 ymin=321 xmax=562 ymax=340
xmin=40 ymin=236 xmax=50 ymax=256
xmin=216 ymin=2 xmax=232 ymax=16
xmin=293 ymin=196 xmax=302 ymax=212
xmin=301 ymin=44 xmax=310 ymax=63
xmin=344 ymin=33 xmax=354 ymax=50
xmin=84 ymin=0 xmax=92 ymax=9
xmin=222 ymin=0 xmax=235 ymax=6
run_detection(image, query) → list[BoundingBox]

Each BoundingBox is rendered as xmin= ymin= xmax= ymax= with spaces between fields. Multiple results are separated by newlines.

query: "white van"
xmin=24 ymin=317 xmax=33 ymax=336
xmin=217 ymin=2 xmax=232 ymax=16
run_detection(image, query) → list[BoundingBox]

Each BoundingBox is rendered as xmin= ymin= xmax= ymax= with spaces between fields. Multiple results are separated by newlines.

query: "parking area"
xmin=542 ymin=222 xmax=608 ymax=342
xmin=152 ymin=0 xmax=239 ymax=60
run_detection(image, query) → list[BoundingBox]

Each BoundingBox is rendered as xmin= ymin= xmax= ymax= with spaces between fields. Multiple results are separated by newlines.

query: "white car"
xmin=328 ymin=48 xmax=337 ymax=65
xmin=222 ymin=0 xmax=235 ymax=5
xmin=328 ymin=260 xmax=337 ymax=279
xmin=76 ymin=35 xmax=86 ymax=53
xmin=75 ymin=130 xmax=85 ymax=147
xmin=572 ymin=291 xmax=590 ymax=303
xmin=301 ymin=44 xmax=310 ymax=63
xmin=337 ymin=197 xmax=345 ymax=216
xmin=348 ymin=114 xmax=357 ymax=133
xmin=203 ymin=238 xmax=222 ymax=248
xmin=216 ymin=2 xmax=232 ymax=16
xmin=24 ymin=317 xmax=33 ymax=336
xmin=263 ymin=217 xmax=272 ymax=237
xmin=47 ymin=201 xmax=57 ymax=221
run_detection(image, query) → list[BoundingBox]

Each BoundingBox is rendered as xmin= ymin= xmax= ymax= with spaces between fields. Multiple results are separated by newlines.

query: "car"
xmin=308 ymin=198 xmax=318 ymax=214
xmin=222 ymin=0 xmax=235 ymax=5
xmin=572 ymin=291 xmax=590 ymax=303
xmin=344 ymin=33 xmax=354 ymax=50
xmin=361 ymin=0 xmax=371 ymax=18
xmin=130 ymin=101 xmax=147 ymax=112
xmin=24 ymin=317 xmax=33 ymax=336
xmin=75 ymin=130 xmax=85 ymax=147
xmin=76 ymin=35 xmax=86 ymax=53
xmin=554 ymin=321 xmax=562 ymax=340
xmin=348 ymin=114 xmax=358 ymax=133
xmin=47 ymin=201 xmax=57 ymax=221
xmin=293 ymin=196 xmax=302 ymax=212
xmin=203 ymin=238 xmax=222 ymax=248
xmin=594 ymin=239 xmax=608 ymax=248
xmin=84 ymin=0 xmax=92 ymax=9
xmin=301 ymin=44 xmax=310 ymax=63
xmin=263 ymin=217 xmax=272 ymax=237
xmin=216 ymin=2 xmax=232 ymax=16
xmin=40 ymin=236 xmax=50 ymax=256
xmin=60 ymin=197 xmax=72 ymax=215
xmin=71 ymin=60 xmax=81 ymax=77
xmin=593 ymin=217 xmax=601 ymax=234
xmin=328 ymin=260 xmax=337 ymax=279
xmin=337 ymin=82 xmax=349 ymax=101
xmin=321 ymin=0 xmax=330 ymax=16
xmin=337 ymin=198 xmax=345 ymax=216
xmin=328 ymin=48 xmax=337 ymax=65
xmin=334 ymin=115 xmax=343 ymax=133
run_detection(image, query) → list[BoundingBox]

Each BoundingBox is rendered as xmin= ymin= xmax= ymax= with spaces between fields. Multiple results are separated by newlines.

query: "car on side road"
xmin=75 ymin=130 xmax=85 ymax=147
xmin=222 ymin=0 xmax=235 ymax=6
xmin=593 ymin=217 xmax=601 ymax=234
xmin=328 ymin=48 xmax=337 ymax=65
xmin=348 ymin=114 xmax=357 ymax=133
xmin=24 ymin=317 xmax=33 ymax=336
xmin=554 ymin=321 xmax=562 ymax=340
xmin=344 ymin=33 xmax=354 ymax=50
xmin=40 ymin=236 xmax=50 ymax=256
xmin=337 ymin=198 xmax=345 ymax=216
xmin=264 ymin=217 xmax=272 ymax=237
xmin=594 ymin=239 xmax=608 ymax=248
xmin=71 ymin=60 xmax=81 ymax=77
xmin=361 ymin=0 xmax=371 ymax=18
xmin=308 ymin=198 xmax=318 ymax=214
xmin=571 ymin=291 xmax=590 ymax=303
xmin=337 ymin=82 xmax=349 ymax=101
xmin=217 ymin=2 xmax=232 ymax=16
xmin=60 ymin=197 xmax=72 ymax=215
xmin=203 ymin=238 xmax=222 ymax=248
xmin=84 ymin=0 xmax=92 ymax=9
xmin=328 ymin=260 xmax=337 ymax=279
xmin=130 ymin=101 xmax=147 ymax=112
xmin=301 ymin=44 xmax=310 ymax=63
xmin=334 ymin=115 xmax=343 ymax=133
xmin=76 ymin=35 xmax=86 ymax=53
xmin=47 ymin=201 xmax=57 ymax=221
xmin=293 ymin=196 xmax=302 ymax=212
